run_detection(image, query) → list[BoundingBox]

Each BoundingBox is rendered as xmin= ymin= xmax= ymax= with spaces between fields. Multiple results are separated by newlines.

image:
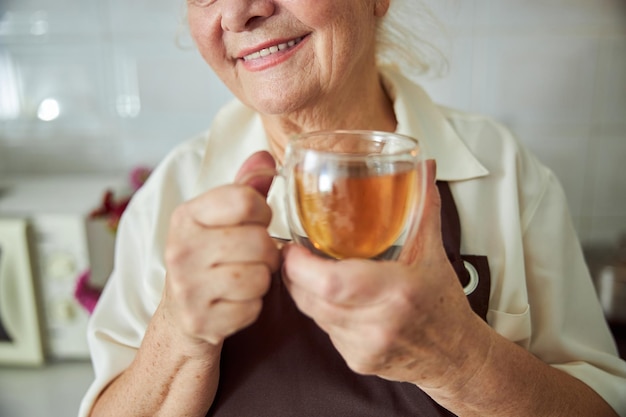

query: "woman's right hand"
xmin=160 ymin=151 xmax=281 ymax=358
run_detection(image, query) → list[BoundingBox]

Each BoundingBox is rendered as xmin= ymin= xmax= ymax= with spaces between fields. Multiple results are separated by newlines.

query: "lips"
xmin=241 ymin=36 xmax=304 ymax=62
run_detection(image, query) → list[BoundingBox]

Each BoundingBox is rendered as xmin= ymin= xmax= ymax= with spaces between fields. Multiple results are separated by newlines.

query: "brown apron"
xmin=207 ymin=181 xmax=491 ymax=417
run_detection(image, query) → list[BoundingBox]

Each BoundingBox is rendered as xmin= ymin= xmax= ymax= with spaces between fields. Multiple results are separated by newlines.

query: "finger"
xmin=204 ymin=226 xmax=282 ymax=271
xmin=285 ymin=274 xmax=380 ymax=329
xmin=202 ymin=298 xmax=265 ymax=343
xmin=207 ymin=263 xmax=272 ymax=302
xmin=399 ymin=159 xmax=443 ymax=264
xmin=165 ymin=224 xmax=281 ymax=283
xmin=180 ymin=184 xmax=274 ymax=228
xmin=234 ymin=150 xmax=277 ymax=197
xmin=282 ymin=244 xmax=397 ymax=306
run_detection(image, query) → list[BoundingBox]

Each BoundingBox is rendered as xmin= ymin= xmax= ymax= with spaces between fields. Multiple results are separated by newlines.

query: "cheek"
xmin=301 ymin=1 xmax=374 ymax=49
xmin=187 ymin=9 xmax=224 ymax=68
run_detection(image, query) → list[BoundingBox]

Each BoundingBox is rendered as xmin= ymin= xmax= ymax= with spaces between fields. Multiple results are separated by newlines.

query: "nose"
xmin=221 ymin=0 xmax=276 ymax=32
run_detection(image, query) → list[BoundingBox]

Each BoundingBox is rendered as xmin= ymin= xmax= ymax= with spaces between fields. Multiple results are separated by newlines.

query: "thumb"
xmin=234 ymin=150 xmax=277 ymax=198
xmin=399 ymin=159 xmax=441 ymax=264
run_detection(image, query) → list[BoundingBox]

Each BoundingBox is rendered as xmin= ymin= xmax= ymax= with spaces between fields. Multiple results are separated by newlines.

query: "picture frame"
xmin=0 ymin=218 xmax=45 ymax=366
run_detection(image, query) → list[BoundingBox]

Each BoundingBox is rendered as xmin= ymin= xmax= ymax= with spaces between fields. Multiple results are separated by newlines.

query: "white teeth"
xmin=243 ymin=37 xmax=303 ymax=61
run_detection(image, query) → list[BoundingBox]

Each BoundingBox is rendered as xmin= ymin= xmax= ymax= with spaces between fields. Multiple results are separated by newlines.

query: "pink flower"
xmin=74 ymin=270 xmax=102 ymax=314
xmin=130 ymin=166 xmax=152 ymax=191
xmin=89 ymin=166 xmax=151 ymax=233
xmin=77 ymin=165 xmax=152 ymax=312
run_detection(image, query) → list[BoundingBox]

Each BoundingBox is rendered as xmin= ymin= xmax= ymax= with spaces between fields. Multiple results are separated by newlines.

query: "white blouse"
xmin=79 ymin=67 xmax=626 ymax=417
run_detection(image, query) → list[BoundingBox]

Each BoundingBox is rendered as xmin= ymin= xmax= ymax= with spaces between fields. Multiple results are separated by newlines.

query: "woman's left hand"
xmin=281 ymin=161 xmax=488 ymax=388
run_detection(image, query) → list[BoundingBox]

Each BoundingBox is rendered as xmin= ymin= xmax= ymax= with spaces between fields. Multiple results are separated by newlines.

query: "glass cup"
xmin=282 ymin=130 xmax=426 ymax=260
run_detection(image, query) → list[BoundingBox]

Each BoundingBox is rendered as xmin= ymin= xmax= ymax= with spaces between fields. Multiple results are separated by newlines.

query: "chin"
xmin=248 ymin=94 xmax=310 ymax=117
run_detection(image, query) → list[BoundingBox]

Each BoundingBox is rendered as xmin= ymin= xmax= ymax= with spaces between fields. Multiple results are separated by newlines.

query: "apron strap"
xmin=437 ymin=181 xmax=491 ymax=321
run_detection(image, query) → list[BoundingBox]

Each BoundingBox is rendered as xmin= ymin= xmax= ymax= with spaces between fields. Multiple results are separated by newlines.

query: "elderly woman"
xmin=79 ymin=1 xmax=626 ymax=416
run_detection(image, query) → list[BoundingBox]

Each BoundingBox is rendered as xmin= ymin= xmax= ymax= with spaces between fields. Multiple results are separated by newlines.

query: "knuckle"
xmin=165 ymin=208 xmax=196 ymax=267
xmin=250 ymin=265 xmax=272 ymax=294
xmin=317 ymin=271 xmax=344 ymax=301
xmin=243 ymin=227 xmax=280 ymax=268
xmin=346 ymin=353 xmax=378 ymax=375
xmin=348 ymin=362 xmax=373 ymax=376
xmin=350 ymin=330 xmax=395 ymax=375
xmin=346 ymin=342 xmax=386 ymax=375
xmin=221 ymin=300 xmax=263 ymax=339
xmin=242 ymin=299 xmax=264 ymax=325
xmin=170 ymin=203 xmax=191 ymax=228
xmin=164 ymin=243 xmax=192 ymax=269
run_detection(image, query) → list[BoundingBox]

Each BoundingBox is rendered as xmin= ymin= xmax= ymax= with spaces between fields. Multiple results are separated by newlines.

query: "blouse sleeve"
xmin=77 ymin=134 xmax=208 ymax=417
xmin=522 ymin=169 xmax=626 ymax=416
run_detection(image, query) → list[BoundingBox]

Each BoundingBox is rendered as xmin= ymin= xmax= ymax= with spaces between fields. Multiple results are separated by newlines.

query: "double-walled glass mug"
xmin=282 ymin=130 xmax=427 ymax=260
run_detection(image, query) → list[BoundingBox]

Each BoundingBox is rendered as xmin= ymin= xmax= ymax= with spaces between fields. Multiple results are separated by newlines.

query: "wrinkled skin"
xmin=162 ymin=151 xmax=282 ymax=358
xmin=281 ymin=158 xmax=481 ymax=387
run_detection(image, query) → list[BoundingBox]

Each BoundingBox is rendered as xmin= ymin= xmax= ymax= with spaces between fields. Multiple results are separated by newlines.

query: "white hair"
xmin=376 ymin=0 xmax=449 ymax=78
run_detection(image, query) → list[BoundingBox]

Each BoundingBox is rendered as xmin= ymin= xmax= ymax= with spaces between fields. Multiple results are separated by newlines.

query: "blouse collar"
xmin=194 ymin=66 xmax=489 ymax=238
xmin=379 ymin=65 xmax=488 ymax=181
xmin=195 ymin=65 xmax=489 ymax=194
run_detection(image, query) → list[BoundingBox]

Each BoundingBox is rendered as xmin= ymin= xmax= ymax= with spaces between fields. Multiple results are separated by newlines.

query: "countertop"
xmin=0 ymin=360 xmax=93 ymax=417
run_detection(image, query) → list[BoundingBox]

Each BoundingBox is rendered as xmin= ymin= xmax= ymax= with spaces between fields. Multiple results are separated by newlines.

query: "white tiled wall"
xmin=0 ymin=0 xmax=230 ymax=174
xmin=0 ymin=0 xmax=625 ymax=245
xmin=418 ymin=0 xmax=626 ymax=246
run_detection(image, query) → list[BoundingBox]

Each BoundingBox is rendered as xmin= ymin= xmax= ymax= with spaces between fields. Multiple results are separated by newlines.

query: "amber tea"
xmin=294 ymin=162 xmax=418 ymax=259
xmin=284 ymin=130 xmax=425 ymax=260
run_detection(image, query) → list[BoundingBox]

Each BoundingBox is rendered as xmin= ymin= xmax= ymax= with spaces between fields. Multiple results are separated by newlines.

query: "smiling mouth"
xmin=242 ymin=37 xmax=304 ymax=62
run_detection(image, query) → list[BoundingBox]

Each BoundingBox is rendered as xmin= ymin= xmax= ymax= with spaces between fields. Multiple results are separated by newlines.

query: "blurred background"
xmin=0 ymin=0 xmax=625 ymax=244
xmin=0 ymin=0 xmax=625 ymax=415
